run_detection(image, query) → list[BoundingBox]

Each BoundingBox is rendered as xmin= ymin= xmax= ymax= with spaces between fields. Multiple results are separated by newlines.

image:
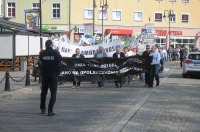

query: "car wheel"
xmin=183 ymin=73 xmax=187 ymax=78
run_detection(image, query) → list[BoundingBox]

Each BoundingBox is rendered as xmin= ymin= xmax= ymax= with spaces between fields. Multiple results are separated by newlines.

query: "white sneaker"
xmin=72 ymin=86 xmax=76 ymax=89
xmin=76 ymin=86 xmax=80 ymax=89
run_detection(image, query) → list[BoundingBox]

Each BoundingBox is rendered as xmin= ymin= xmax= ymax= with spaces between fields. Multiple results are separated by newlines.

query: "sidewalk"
xmin=0 ymin=70 xmax=39 ymax=97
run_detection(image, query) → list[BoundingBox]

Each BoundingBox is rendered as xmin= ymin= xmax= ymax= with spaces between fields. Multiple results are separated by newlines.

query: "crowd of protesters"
xmin=167 ymin=46 xmax=198 ymax=62
xmin=38 ymin=39 xmax=197 ymax=116
xmin=70 ymin=44 xmax=170 ymax=89
xmin=69 ymin=44 xmax=197 ymax=89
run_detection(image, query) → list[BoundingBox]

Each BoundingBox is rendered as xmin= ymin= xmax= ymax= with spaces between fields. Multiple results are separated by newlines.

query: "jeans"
xmin=98 ymin=80 xmax=105 ymax=87
xmin=40 ymin=72 xmax=58 ymax=112
xmin=167 ymin=53 xmax=172 ymax=61
xmin=149 ymin=64 xmax=160 ymax=87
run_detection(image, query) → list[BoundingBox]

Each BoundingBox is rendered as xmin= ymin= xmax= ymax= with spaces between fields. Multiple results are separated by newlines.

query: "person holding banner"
xmin=149 ymin=46 xmax=161 ymax=88
xmin=94 ymin=46 xmax=108 ymax=88
xmin=72 ymin=48 xmax=85 ymax=89
xmin=127 ymin=45 xmax=136 ymax=56
xmin=142 ymin=45 xmax=151 ymax=87
xmin=113 ymin=46 xmax=125 ymax=88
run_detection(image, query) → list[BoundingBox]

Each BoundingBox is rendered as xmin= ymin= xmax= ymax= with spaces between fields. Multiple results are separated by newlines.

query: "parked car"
xmin=183 ymin=52 xmax=200 ymax=78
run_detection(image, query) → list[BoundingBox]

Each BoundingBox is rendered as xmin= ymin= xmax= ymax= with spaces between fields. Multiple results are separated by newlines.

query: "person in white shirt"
xmin=162 ymin=47 xmax=167 ymax=61
xmin=149 ymin=46 xmax=161 ymax=87
xmin=127 ymin=45 xmax=135 ymax=56
xmin=123 ymin=47 xmax=128 ymax=57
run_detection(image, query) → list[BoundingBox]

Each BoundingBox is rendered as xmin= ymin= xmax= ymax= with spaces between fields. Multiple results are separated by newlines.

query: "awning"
xmin=0 ymin=18 xmax=55 ymax=36
xmin=105 ymin=29 xmax=133 ymax=35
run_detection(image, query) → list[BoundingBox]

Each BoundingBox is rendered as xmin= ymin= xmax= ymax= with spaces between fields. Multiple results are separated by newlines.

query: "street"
xmin=0 ymin=62 xmax=200 ymax=132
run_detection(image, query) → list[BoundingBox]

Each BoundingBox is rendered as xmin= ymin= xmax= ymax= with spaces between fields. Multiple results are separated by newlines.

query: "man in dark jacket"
xmin=180 ymin=45 xmax=185 ymax=67
xmin=142 ymin=45 xmax=151 ymax=87
xmin=72 ymin=48 xmax=84 ymax=88
xmin=39 ymin=40 xmax=62 ymax=116
xmin=113 ymin=46 xmax=125 ymax=88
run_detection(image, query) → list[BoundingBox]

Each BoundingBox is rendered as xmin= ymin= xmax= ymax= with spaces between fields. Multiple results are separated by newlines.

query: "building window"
xmin=83 ymin=9 xmax=93 ymax=19
xmin=155 ymin=13 xmax=162 ymax=22
xmin=169 ymin=0 xmax=176 ymax=2
xmin=134 ymin=12 xmax=142 ymax=22
xmin=170 ymin=14 xmax=176 ymax=23
xmin=7 ymin=2 xmax=15 ymax=17
xmin=112 ymin=11 xmax=121 ymax=21
xmin=98 ymin=9 xmax=108 ymax=20
xmin=32 ymin=3 xmax=40 ymax=10
xmin=182 ymin=0 xmax=189 ymax=3
xmin=52 ymin=3 xmax=60 ymax=18
xmin=182 ymin=14 xmax=189 ymax=23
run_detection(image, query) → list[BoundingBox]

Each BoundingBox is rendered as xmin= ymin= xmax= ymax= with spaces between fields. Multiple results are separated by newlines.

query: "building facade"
xmin=0 ymin=0 xmax=2 ymax=17
xmin=70 ymin=0 xmax=200 ymax=49
xmin=2 ymin=0 xmax=70 ymax=33
xmin=2 ymin=0 xmax=200 ymax=48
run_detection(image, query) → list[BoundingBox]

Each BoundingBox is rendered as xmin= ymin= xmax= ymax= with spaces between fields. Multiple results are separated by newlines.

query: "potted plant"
xmin=20 ymin=57 xmax=27 ymax=71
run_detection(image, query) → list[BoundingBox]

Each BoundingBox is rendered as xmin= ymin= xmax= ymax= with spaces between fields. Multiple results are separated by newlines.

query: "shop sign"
xmin=41 ymin=25 xmax=57 ymax=30
xmin=78 ymin=28 xmax=98 ymax=34
xmin=155 ymin=30 xmax=182 ymax=36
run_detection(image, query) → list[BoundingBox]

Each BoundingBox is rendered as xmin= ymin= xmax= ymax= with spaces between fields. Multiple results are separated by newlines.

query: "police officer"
xmin=39 ymin=40 xmax=62 ymax=116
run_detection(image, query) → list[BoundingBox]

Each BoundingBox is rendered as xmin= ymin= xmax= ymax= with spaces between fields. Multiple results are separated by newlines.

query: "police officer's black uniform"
xmin=39 ymin=40 xmax=62 ymax=116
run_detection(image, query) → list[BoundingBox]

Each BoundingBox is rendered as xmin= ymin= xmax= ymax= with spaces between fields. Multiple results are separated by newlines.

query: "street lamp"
xmin=92 ymin=0 xmax=97 ymax=45
xmin=39 ymin=0 xmax=43 ymax=51
xmin=163 ymin=10 xmax=174 ymax=49
xmin=100 ymin=0 xmax=109 ymax=44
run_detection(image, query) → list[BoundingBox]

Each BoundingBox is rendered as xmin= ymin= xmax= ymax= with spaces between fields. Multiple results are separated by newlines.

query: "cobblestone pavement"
xmin=123 ymin=64 xmax=200 ymax=132
xmin=0 ymin=62 xmax=200 ymax=132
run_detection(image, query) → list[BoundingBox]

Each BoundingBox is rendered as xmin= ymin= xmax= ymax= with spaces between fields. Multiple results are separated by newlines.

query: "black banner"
xmin=60 ymin=56 xmax=152 ymax=82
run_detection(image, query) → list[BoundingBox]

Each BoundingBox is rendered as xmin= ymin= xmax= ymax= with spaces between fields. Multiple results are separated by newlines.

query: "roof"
xmin=0 ymin=18 xmax=55 ymax=36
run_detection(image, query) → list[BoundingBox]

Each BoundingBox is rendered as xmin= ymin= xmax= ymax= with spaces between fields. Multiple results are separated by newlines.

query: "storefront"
xmin=105 ymin=29 xmax=133 ymax=41
xmin=155 ymin=28 xmax=199 ymax=49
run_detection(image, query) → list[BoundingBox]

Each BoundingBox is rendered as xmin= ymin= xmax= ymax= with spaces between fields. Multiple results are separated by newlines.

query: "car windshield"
xmin=188 ymin=54 xmax=200 ymax=60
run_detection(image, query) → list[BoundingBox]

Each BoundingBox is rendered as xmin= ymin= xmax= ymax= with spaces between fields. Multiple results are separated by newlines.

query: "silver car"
xmin=183 ymin=52 xmax=200 ymax=78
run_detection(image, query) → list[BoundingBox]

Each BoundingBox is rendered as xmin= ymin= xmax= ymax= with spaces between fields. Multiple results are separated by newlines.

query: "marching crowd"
xmin=71 ymin=44 xmax=168 ymax=89
xmin=38 ymin=39 xmax=192 ymax=116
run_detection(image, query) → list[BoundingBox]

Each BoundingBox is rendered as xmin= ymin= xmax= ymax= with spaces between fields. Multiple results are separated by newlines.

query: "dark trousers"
xmin=149 ymin=64 xmax=160 ymax=87
xmin=160 ymin=60 xmax=164 ymax=72
xmin=114 ymin=81 xmax=122 ymax=87
xmin=180 ymin=57 xmax=184 ymax=67
xmin=73 ymin=82 xmax=80 ymax=86
xmin=98 ymin=80 xmax=105 ymax=87
xmin=145 ymin=69 xmax=150 ymax=85
xmin=40 ymin=72 xmax=58 ymax=112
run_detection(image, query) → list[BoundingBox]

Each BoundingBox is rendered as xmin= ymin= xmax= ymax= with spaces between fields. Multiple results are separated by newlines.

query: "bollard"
xmin=5 ymin=71 xmax=10 ymax=91
xmin=25 ymin=69 xmax=30 ymax=86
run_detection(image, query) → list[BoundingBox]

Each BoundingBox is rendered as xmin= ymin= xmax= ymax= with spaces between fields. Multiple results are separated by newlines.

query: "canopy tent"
xmin=0 ymin=18 xmax=55 ymax=36
xmin=0 ymin=18 xmax=57 ymax=71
